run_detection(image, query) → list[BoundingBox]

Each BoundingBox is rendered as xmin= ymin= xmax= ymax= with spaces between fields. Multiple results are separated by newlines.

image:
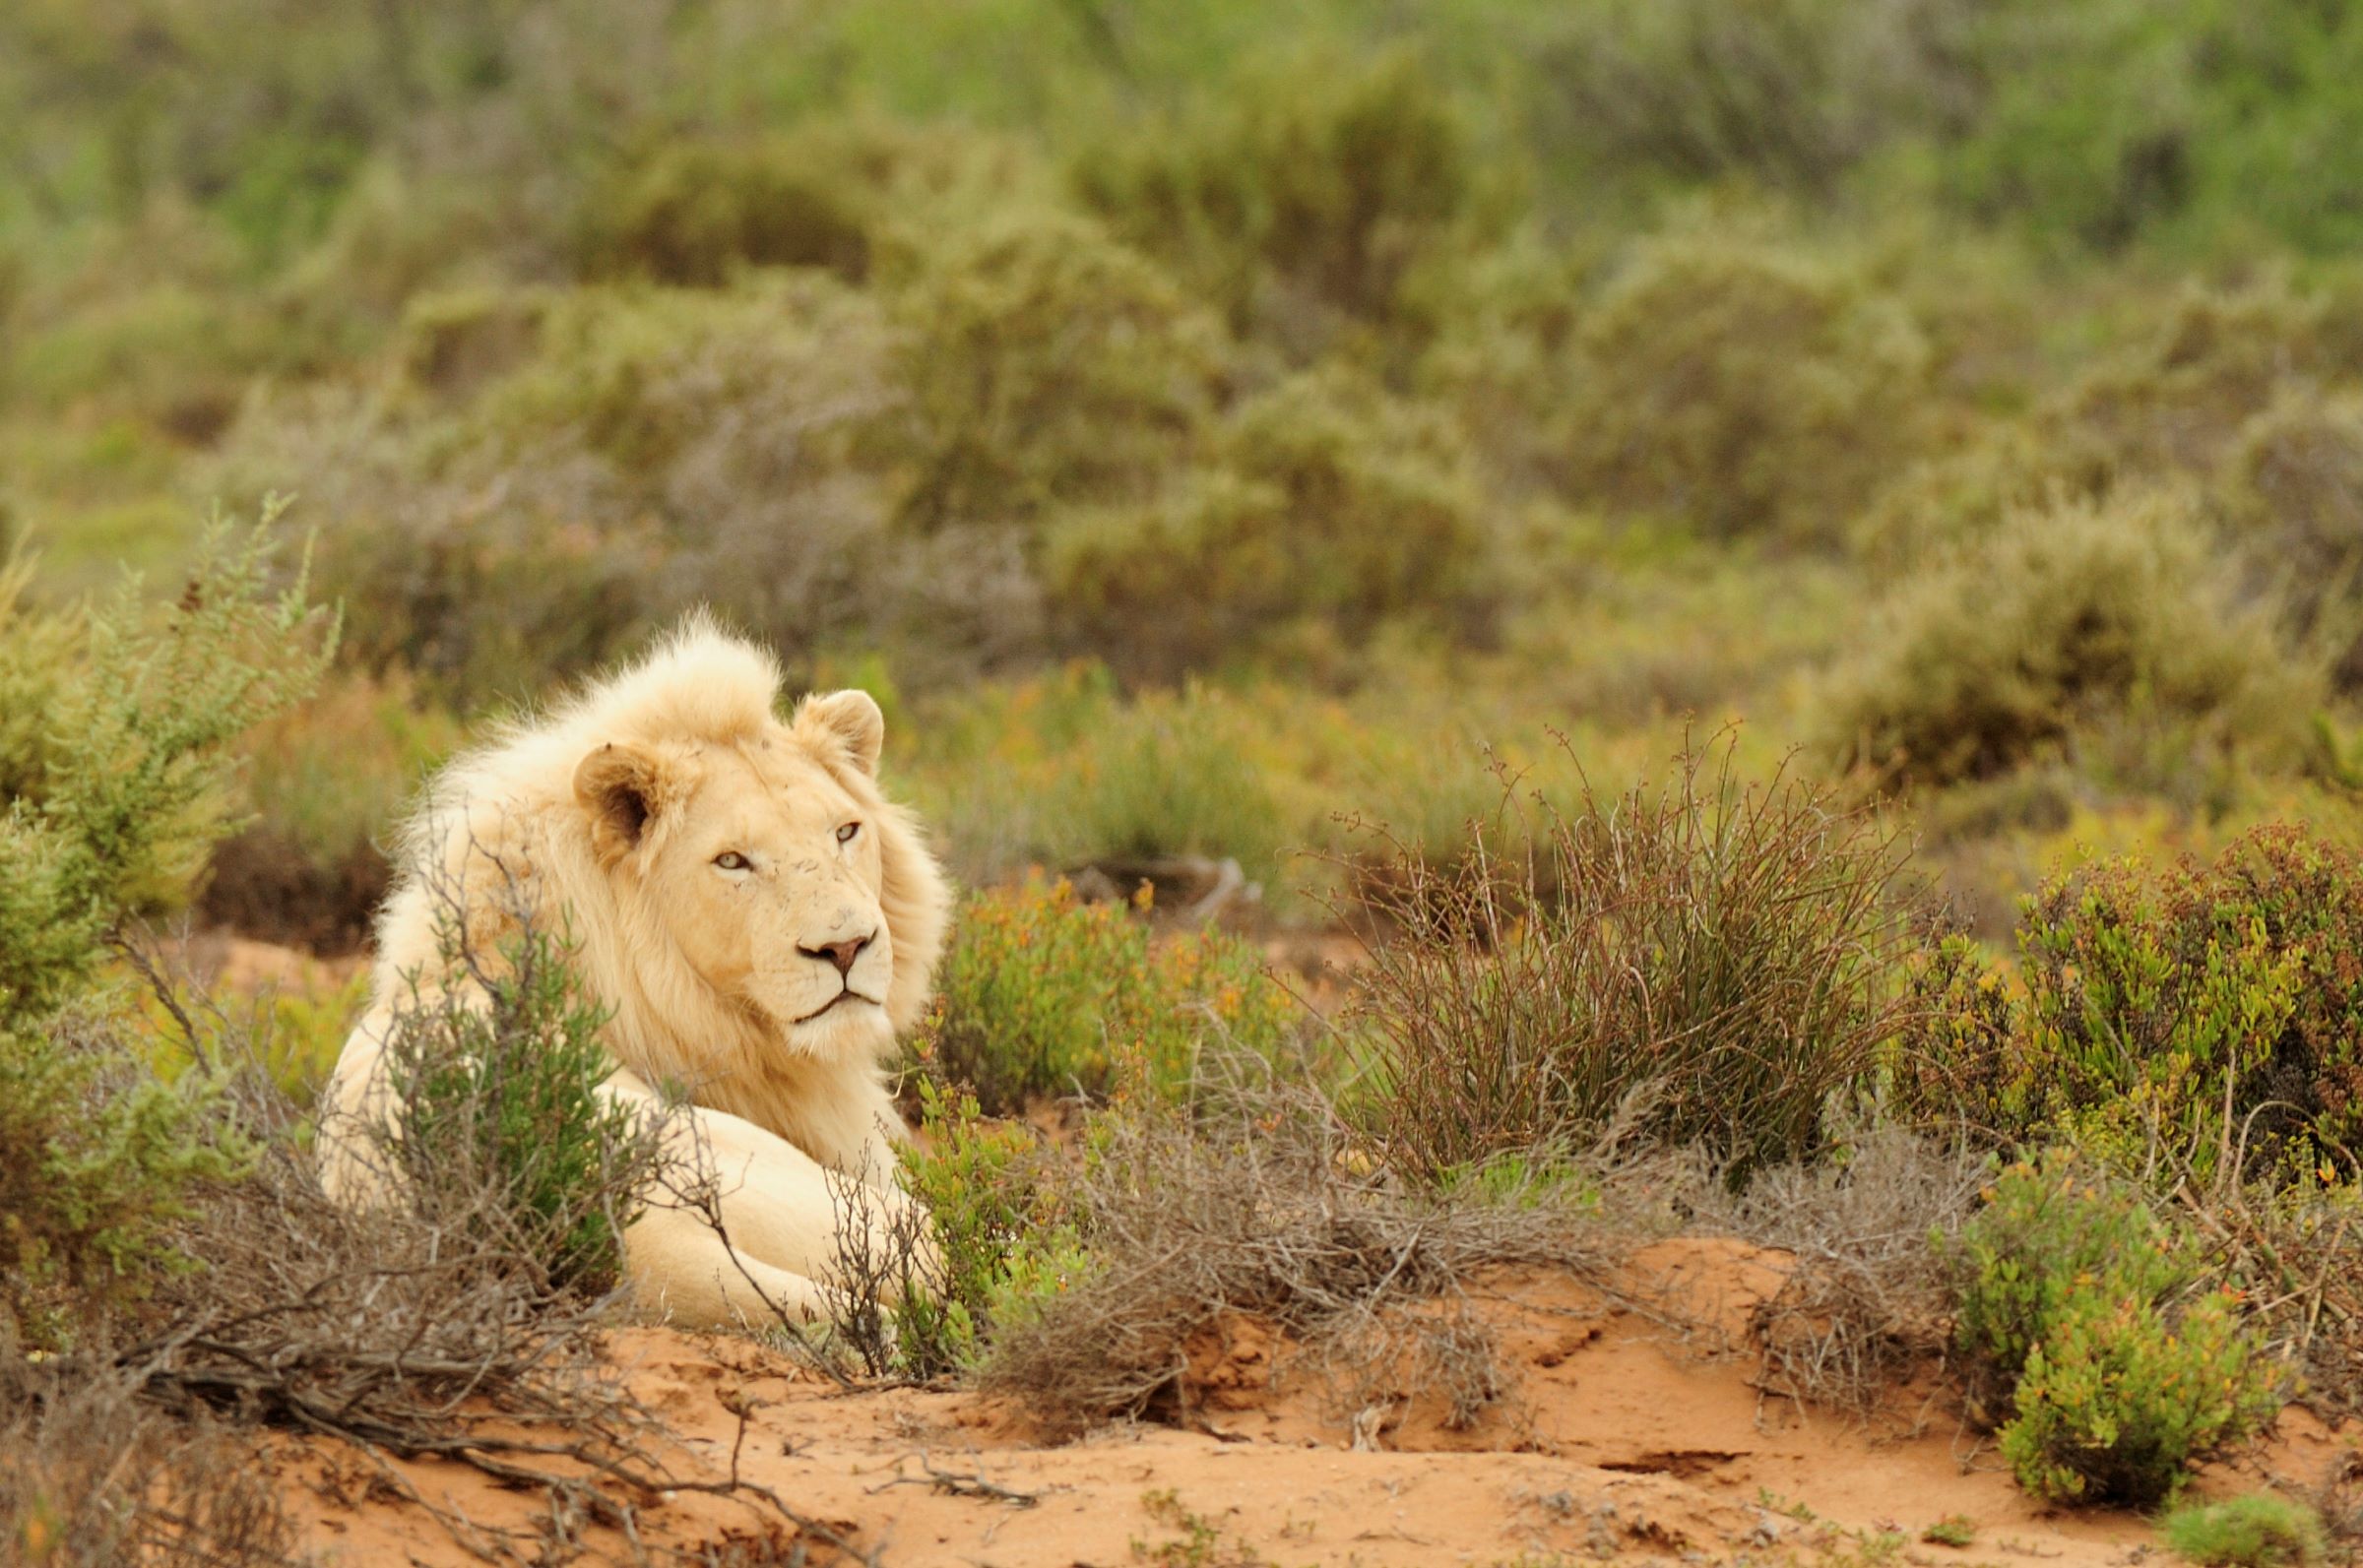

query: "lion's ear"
xmin=573 ymin=742 xmax=665 ymax=863
xmin=795 ymin=689 xmax=885 ymax=778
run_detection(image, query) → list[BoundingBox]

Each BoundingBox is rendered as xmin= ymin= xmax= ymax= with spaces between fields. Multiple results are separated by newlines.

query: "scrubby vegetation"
xmin=20 ymin=1 xmax=2363 ymax=1551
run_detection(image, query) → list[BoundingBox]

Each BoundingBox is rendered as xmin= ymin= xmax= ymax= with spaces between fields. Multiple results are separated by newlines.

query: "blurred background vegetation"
xmin=9 ymin=0 xmax=2363 ymax=952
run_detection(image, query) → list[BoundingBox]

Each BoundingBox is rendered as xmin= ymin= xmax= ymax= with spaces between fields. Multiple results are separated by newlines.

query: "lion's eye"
xmin=835 ymin=821 xmax=861 ymax=845
xmin=714 ymin=851 xmax=752 ymax=872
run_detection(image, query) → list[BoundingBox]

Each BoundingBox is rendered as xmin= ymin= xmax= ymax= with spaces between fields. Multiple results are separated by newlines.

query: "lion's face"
xmin=571 ymin=691 xmax=906 ymax=1061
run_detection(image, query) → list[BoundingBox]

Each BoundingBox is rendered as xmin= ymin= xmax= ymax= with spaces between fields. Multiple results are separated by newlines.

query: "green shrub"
xmin=1553 ymin=231 xmax=1932 ymax=541
xmin=2061 ymin=280 xmax=2363 ymax=489
xmin=1822 ymin=488 xmax=2314 ymax=789
xmin=378 ymin=914 xmax=664 ymax=1294
xmin=1946 ymin=1154 xmax=2276 ymax=1505
xmin=1939 ymin=2 xmax=2363 ymax=255
xmin=890 ymin=209 xmax=1227 ymax=534
xmin=2226 ymin=391 xmax=2363 ymax=688
xmin=0 ymin=518 xmax=333 ymax=1345
xmin=1348 ymin=736 xmax=1917 ymax=1184
xmin=917 ymin=875 xmax=1296 ymax=1115
xmin=1924 ymin=827 xmax=2363 ymax=1184
xmin=878 ymin=1077 xmax=1089 ymax=1377
xmin=1047 ymin=370 xmax=1496 ymax=680
xmin=579 ymin=137 xmax=877 ymax=286
xmin=2162 ymin=1494 xmax=2328 ymax=1568
xmin=2004 ymin=1280 xmax=2275 ymax=1505
xmin=1529 ymin=0 xmax=1966 ymax=198
xmin=240 ymin=272 xmax=1051 ymax=700
xmin=1074 ymin=47 xmax=1482 ymax=353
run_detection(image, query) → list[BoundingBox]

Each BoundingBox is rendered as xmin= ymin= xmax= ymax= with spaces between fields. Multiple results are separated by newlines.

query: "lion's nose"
xmin=800 ymin=932 xmax=873 ymax=976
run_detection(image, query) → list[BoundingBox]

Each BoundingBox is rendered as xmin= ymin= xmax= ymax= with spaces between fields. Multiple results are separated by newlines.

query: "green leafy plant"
xmin=0 ymin=517 xmax=333 ymax=1346
xmin=2161 ymin=1494 xmax=2328 ymax=1568
xmin=1901 ymin=826 xmax=2363 ymax=1185
xmin=870 ymin=1077 xmax=1091 ymax=1378
xmin=916 ymin=875 xmax=1296 ymax=1114
xmin=1921 ymin=1516 xmax=1977 ymax=1548
xmin=1946 ymin=1153 xmax=2277 ymax=1506
xmin=378 ymin=913 xmax=666 ymax=1295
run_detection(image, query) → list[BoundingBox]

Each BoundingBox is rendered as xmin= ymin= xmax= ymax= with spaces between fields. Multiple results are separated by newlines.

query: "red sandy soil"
xmin=270 ymin=1237 xmax=2362 ymax=1567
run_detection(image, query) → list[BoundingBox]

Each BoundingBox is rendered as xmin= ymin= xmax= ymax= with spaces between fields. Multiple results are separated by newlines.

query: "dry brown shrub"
xmin=1691 ymin=1124 xmax=1986 ymax=1417
xmin=0 ymin=1356 xmax=296 ymax=1568
xmin=979 ymin=1059 xmax=1645 ymax=1440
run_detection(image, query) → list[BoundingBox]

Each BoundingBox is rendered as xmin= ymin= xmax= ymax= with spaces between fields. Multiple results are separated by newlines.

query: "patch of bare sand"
xmin=277 ymin=1237 xmax=2358 ymax=1566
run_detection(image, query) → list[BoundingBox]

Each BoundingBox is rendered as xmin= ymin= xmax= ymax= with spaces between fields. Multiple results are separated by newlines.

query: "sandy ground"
xmin=266 ymin=1237 xmax=2362 ymax=1567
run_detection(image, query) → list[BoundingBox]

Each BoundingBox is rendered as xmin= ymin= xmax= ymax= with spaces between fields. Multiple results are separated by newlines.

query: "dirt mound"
xmin=276 ymin=1238 xmax=2357 ymax=1565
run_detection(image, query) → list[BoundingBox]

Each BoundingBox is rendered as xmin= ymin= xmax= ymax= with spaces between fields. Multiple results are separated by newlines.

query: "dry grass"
xmin=1692 ymin=1123 xmax=1987 ymax=1417
xmin=0 ymin=1356 xmax=297 ymax=1568
xmin=978 ymin=1056 xmax=1649 ymax=1440
xmin=1342 ymin=732 xmax=1920 ymax=1184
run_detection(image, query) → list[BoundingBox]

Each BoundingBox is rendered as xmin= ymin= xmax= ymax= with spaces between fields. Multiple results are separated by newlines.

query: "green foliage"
xmin=1921 ymin=1516 xmax=1978 ymax=1549
xmin=2004 ymin=1284 xmax=2275 ymax=1506
xmin=2060 ymin=279 xmax=2363 ymax=489
xmin=1047 ymin=369 xmax=1497 ymax=680
xmin=0 ymin=517 xmax=332 ymax=1343
xmin=2161 ymin=1494 xmax=2328 ymax=1568
xmin=1530 ymin=0 xmax=1965 ymax=199
xmin=380 ymin=916 xmax=657 ymax=1294
xmin=1946 ymin=1153 xmax=2276 ymax=1505
xmin=885 ymin=1077 xmax=1089 ymax=1377
xmin=579 ymin=137 xmax=876 ymax=286
xmin=917 ymin=875 xmax=1296 ymax=1115
xmin=1940 ymin=1 xmax=2363 ymax=255
xmin=1902 ymin=826 xmax=2363 ymax=1185
xmin=2225 ymin=390 xmax=2363 ymax=688
xmin=1823 ymin=489 xmax=2314 ymax=789
xmin=1552 ymin=231 xmax=1932 ymax=541
xmin=1348 ymin=737 xmax=1916 ymax=1184
xmin=891 ymin=209 xmax=1226 ymax=534
xmin=1075 ymin=47 xmax=1482 ymax=354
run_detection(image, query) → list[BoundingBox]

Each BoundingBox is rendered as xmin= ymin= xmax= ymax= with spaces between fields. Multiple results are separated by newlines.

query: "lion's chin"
xmin=774 ymin=997 xmax=892 ymax=1059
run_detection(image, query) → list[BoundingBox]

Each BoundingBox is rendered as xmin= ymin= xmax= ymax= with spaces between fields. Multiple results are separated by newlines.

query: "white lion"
xmin=320 ymin=618 xmax=951 ymax=1328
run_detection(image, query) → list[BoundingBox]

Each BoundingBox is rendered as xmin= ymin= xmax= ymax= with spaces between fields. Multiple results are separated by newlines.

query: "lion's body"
xmin=321 ymin=620 xmax=950 ymax=1328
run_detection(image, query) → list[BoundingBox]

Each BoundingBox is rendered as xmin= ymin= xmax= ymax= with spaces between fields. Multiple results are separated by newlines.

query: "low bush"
xmin=979 ymin=1073 xmax=1617 ymax=1439
xmin=578 ymin=136 xmax=878 ymax=286
xmin=1822 ymin=488 xmax=2314 ymax=790
xmin=1046 ymin=369 xmax=1498 ymax=681
xmin=1551 ymin=230 xmax=1933 ymax=541
xmin=2226 ymin=391 xmax=2363 ymax=688
xmin=0 ymin=1364 xmax=296 ymax=1568
xmin=2162 ymin=1494 xmax=2328 ymax=1568
xmin=2060 ymin=279 xmax=2363 ymax=489
xmin=890 ymin=209 xmax=1227 ymax=536
xmin=916 ymin=875 xmax=1296 ymax=1115
xmin=1347 ymin=735 xmax=1917 ymax=1185
xmin=1945 ymin=1153 xmax=2276 ymax=1505
xmin=1899 ymin=825 xmax=2363 ymax=1186
xmin=0 ymin=519 xmax=333 ymax=1347
xmin=1530 ymin=0 xmax=1971 ymax=198
xmin=837 ymin=1077 xmax=1088 ymax=1379
xmin=374 ymin=912 xmax=669 ymax=1294
xmin=1040 ymin=683 xmax=1290 ymax=884
xmin=1073 ymin=47 xmax=1482 ymax=356
xmin=230 ymin=272 xmax=1047 ymax=700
